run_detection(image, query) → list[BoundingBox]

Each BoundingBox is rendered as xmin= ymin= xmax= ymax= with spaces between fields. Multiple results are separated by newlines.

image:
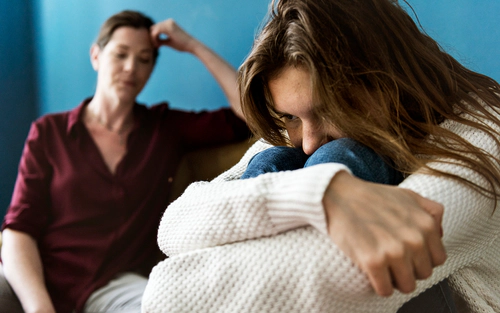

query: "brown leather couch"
xmin=168 ymin=138 xmax=255 ymax=203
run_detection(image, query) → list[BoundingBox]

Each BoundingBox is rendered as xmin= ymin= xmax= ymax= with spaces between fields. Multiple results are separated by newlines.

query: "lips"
xmin=122 ymin=80 xmax=136 ymax=87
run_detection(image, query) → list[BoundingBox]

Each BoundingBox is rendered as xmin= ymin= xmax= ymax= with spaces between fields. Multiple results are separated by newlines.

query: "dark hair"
xmin=239 ymin=0 xmax=500 ymax=200
xmin=95 ymin=10 xmax=158 ymax=62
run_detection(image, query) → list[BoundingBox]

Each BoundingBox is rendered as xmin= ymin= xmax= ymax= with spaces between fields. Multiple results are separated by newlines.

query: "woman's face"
xmin=268 ymin=66 xmax=342 ymax=155
xmin=91 ymin=26 xmax=155 ymax=104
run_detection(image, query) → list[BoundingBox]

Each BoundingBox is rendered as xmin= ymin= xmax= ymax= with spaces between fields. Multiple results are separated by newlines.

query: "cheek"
xmin=286 ymin=127 xmax=302 ymax=148
xmin=102 ymin=62 xmax=120 ymax=81
xmin=138 ymin=66 xmax=153 ymax=83
xmin=327 ymin=125 xmax=344 ymax=140
xmin=98 ymin=66 xmax=114 ymax=84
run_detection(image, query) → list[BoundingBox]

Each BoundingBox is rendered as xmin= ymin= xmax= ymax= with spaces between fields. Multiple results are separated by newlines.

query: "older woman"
xmin=0 ymin=10 xmax=248 ymax=313
xmin=143 ymin=0 xmax=500 ymax=312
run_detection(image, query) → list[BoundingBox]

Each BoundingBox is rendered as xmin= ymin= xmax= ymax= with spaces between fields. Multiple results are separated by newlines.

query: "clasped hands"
xmin=323 ymin=171 xmax=446 ymax=297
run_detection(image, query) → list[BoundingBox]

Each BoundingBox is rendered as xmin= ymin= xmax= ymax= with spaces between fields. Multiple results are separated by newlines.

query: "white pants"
xmin=0 ymin=266 xmax=147 ymax=313
xmin=83 ymin=272 xmax=148 ymax=313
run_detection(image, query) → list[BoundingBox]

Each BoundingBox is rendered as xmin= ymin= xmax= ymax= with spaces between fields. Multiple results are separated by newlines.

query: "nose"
xmin=123 ymin=57 xmax=136 ymax=73
xmin=301 ymin=123 xmax=328 ymax=155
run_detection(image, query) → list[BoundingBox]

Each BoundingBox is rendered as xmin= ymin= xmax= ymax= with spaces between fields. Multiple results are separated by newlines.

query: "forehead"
xmin=268 ymin=66 xmax=314 ymax=113
xmin=106 ymin=26 xmax=153 ymax=52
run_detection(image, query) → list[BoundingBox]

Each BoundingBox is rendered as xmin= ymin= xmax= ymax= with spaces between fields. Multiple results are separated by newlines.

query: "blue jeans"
xmin=241 ymin=138 xmax=403 ymax=184
xmin=242 ymin=138 xmax=457 ymax=313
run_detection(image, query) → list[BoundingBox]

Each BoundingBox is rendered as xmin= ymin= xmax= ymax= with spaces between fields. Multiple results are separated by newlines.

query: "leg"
xmin=241 ymin=146 xmax=308 ymax=179
xmin=305 ymin=138 xmax=404 ymax=185
xmin=0 ymin=264 xmax=24 ymax=313
xmin=145 ymin=227 xmax=415 ymax=312
xmin=83 ymin=272 xmax=147 ymax=313
xmin=397 ymin=279 xmax=458 ymax=313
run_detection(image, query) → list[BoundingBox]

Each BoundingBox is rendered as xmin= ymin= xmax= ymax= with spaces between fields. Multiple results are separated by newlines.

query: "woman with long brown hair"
xmin=143 ymin=0 xmax=500 ymax=312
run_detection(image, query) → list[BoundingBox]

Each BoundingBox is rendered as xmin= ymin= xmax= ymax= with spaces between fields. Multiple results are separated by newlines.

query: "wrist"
xmin=187 ymin=38 xmax=204 ymax=54
xmin=322 ymin=170 xmax=357 ymax=233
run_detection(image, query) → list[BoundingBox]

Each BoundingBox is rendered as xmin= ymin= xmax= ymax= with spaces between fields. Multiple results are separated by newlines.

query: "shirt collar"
xmin=66 ymin=97 xmax=147 ymax=136
xmin=67 ymin=98 xmax=91 ymax=135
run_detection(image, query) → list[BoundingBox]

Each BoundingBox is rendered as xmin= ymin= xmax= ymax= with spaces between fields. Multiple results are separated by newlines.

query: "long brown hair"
xmin=239 ymin=0 xmax=500 ymax=200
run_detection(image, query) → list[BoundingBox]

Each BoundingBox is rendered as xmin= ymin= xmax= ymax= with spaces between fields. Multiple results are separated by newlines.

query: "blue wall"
xmin=1 ymin=0 xmax=500 ymax=216
xmin=0 ymin=0 xmax=38 ymax=217
xmin=34 ymin=0 xmax=271 ymax=114
xmin=32 ymin=0 xmax=500 ymax=116
xmin=407 ymin=0 xmax=500 ymax=83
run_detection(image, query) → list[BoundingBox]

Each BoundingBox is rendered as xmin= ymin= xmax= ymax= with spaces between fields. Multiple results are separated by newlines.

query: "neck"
xmin=85 ymin=96 xmax=134 ymax=134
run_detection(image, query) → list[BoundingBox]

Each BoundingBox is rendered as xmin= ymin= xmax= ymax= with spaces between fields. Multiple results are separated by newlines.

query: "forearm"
xmin=1 ymin=229 xmax=55 ymax=313
xmin=190 ymin=40 xmax=244 ymax=120
xmin=159 ymin=160 xmax=348 ymax=256
xmin=150 ymin=19 xmax=244 ymax=120
xmin=145 ymin=227 xmax=422 ymax=313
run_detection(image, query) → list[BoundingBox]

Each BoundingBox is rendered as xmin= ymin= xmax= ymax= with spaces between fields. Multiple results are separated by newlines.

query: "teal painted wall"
xmin=33 ymin=0 xmax=500 ymax=116
xmin=406 ymin=0 xmax=500 ymax=83
xmin=34 ymin=0 xmax=270 ymax=114
xmin=0 ymin=0 xmax=38 ymax=216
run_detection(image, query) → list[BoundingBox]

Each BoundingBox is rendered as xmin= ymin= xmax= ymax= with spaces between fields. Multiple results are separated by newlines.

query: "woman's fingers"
xmin=323 ymin=171 xmax=447 ymax=296
xmin=150 ymin=19 xmax=195 ymax=52
xmin=390 ymin=258 xmax=417 ymax=294
xmin=415 ymin=190 xmax=445 ymax=237
xmin=412 ymin=192 xmax=447 ymax=267
xmin=411 ymin=240 xmax=434 ymax=280
xmin=365 ymin=264 xmax=394 ymax=297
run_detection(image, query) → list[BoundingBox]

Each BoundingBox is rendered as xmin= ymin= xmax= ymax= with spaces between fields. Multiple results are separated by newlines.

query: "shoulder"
xmin=140 ymin=102 xmax=234 ymax=124
xmin=30 ymin=110 xmax=72 ymax=137
xmin=34 ymin=111 xmax=69 ymax=125
xmin=136 ymin=101 xmax=191 ymax=121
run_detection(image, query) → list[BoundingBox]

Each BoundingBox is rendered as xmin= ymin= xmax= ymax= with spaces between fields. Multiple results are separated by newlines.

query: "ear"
xmin=90 ymin=44 xmax=100 ymax=71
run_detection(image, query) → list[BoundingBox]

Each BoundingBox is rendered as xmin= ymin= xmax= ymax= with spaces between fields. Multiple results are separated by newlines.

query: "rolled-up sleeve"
xmin=3 ymin=121 xmax=52 ymax=239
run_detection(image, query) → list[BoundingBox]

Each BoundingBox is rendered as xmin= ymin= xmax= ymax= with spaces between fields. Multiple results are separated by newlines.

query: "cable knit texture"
xmin=143 ymin=108 xmax=500 ymax=313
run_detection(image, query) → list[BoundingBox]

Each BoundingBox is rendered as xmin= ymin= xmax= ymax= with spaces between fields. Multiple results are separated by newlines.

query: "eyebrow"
xmin=115 ymin=44 xmax=153 ymax=54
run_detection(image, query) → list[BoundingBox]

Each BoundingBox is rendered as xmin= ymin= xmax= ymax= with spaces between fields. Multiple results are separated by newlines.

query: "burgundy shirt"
xmin=2 ymin=99 xmax=249 ymax=312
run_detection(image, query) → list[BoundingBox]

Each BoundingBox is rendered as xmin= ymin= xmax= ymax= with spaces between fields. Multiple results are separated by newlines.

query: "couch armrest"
xmin=168 ymin=139 xmax=256 ymax=203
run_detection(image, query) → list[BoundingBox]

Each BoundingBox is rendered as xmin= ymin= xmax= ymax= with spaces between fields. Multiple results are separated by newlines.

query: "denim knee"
xmin=305 ymin=138 xmax=403 ymax=185
xmin=241 ymin=146 xmax=308 ymax=179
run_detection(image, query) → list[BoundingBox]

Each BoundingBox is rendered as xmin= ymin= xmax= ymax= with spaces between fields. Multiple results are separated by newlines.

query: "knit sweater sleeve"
xmin=158 ymin=139 xmax=350 ymax=256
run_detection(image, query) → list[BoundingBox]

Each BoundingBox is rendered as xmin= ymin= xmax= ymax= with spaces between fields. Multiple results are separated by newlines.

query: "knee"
xmin=305 ymin=138 xmax=363 ymax=167
xmin=242 ymin=146 xmax=308 ymax=179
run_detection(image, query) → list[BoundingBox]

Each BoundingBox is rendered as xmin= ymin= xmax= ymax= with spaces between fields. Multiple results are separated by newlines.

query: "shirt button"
xmin=168 ymin=177 xmax=174 ymax=183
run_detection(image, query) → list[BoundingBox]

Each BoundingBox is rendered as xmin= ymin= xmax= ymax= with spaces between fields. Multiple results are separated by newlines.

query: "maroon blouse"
xmin=2 ymin=99 xmax=249 ymax=312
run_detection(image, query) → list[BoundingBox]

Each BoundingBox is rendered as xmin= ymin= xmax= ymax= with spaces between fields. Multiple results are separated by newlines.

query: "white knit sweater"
xmin=143 ymin=109 xmax=500 ymax=313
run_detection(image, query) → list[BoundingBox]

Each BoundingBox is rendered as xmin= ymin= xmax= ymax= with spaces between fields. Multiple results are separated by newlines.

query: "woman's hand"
xmin=150 ymin=18 xmax=245 ymax=120
xmin=150 ymin=19 xmax=198 ymax=53
xmin=323 ymin=171 xmax=446 ymax=297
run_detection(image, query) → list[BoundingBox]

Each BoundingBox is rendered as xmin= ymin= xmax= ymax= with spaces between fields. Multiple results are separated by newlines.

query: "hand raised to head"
xmin=323 ymin=171 xmax=446 ymax=297
xmin=150 ymin=18 xmax=197 ymax=53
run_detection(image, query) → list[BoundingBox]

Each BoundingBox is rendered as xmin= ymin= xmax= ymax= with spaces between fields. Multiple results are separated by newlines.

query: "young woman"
xmin=0 ymin=10 xmax=248 ymax=313
xmin=143 ymin=0 xmax=500 ymax=312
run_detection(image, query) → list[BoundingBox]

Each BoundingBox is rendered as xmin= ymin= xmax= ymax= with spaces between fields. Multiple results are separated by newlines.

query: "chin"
xmin=115 ymin=91 xmax=139 ymax=104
